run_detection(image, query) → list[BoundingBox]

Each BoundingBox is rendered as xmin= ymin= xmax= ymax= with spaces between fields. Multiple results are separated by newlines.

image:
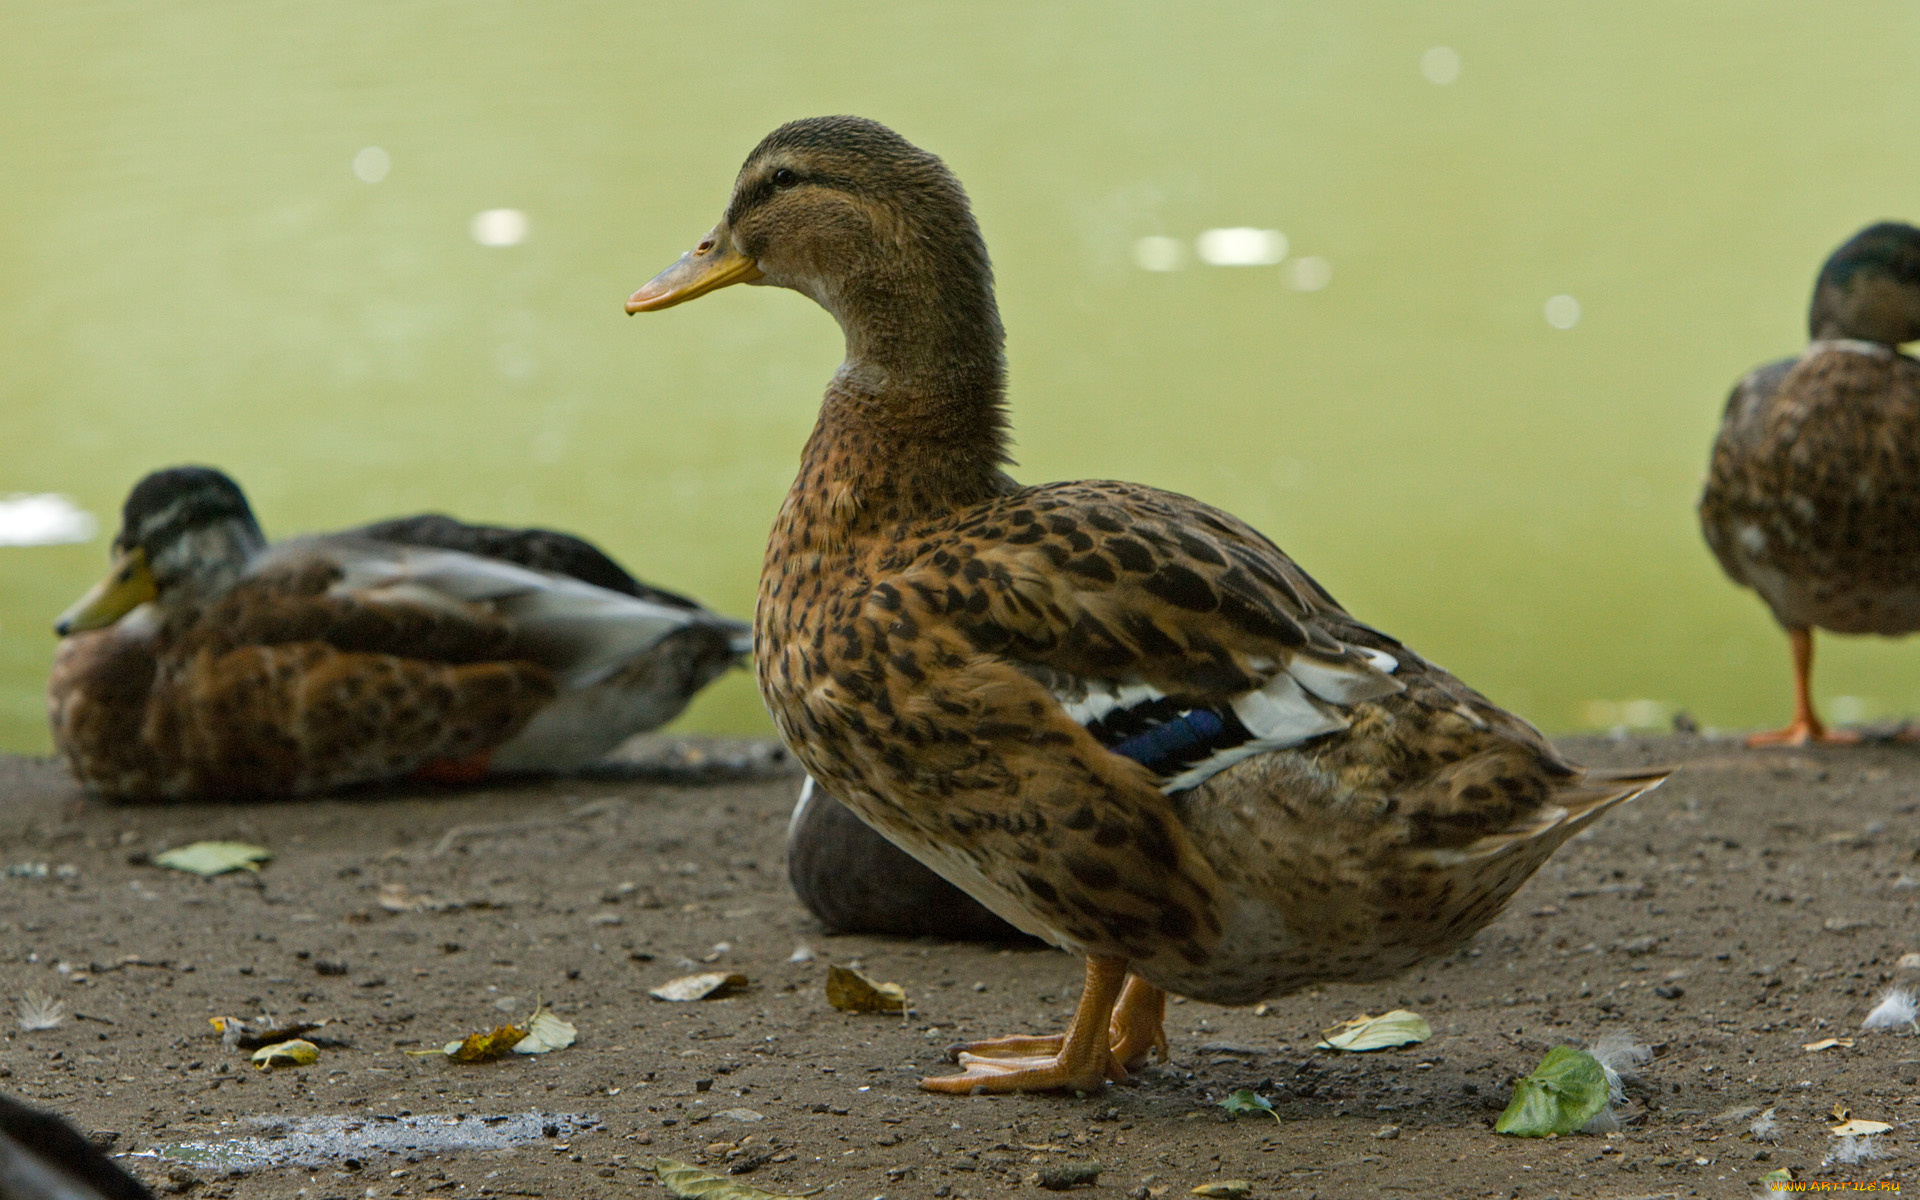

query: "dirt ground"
xmin=1 ymin=732 xmax=1916 ymax=1200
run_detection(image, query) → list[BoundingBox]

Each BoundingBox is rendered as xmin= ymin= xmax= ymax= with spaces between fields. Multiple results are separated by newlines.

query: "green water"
xmin=5 ymin=3 xmax=1920 ymax=755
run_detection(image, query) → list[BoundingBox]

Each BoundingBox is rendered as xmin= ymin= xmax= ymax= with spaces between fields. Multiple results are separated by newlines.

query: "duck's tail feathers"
xmin=1423 ymin=765 xmax=1672 ymax=867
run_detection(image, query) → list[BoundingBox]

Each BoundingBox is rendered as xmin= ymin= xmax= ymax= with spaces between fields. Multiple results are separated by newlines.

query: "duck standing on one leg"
xmin=49 ymin=466 xmax=749 ymax=801
xmin=1700 ymin=222 xmax=1920 ymax=747
xmin=628 ymin=116 xmax=1668 ymax=1095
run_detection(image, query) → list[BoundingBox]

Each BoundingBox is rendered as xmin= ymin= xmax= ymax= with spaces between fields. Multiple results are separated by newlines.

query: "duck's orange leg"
xmin=1107 ymin=974 xmax=1169 ymax=1071
xmin=923 ymin=955 xmax=1128 ymax=1094
xmin=943 ymin=970 xmax=1170 ymax=1075
xmin=1748 ymin=629 xmax=1860 ymax=747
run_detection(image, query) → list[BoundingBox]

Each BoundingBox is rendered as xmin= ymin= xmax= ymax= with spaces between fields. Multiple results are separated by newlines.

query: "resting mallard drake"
xmin=1700 ymin=222 xmax=1920 ymax=747
xmin=48 ymin=466 xmax=748 ymax=801
xmin=628 ymin=116 xmax=1668 ymax=1095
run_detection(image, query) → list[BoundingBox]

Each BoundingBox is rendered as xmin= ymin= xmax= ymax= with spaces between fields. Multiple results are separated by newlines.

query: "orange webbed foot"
xmin=923 ymin=955 xmax=1131 ymax=1096
xmin=1745 ymin=720 xmax=1861 ymax=748
xmin=921 ymin=1047 xmax=1123 ymax=1095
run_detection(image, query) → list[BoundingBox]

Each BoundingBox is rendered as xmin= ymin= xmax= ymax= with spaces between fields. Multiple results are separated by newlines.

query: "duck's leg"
xmin=922 ymin=955 xmax=1128 ymax=1094
xmin=1107 ymin=974 xmax=1169 ymax=1071
xmin=1748 ymin=628 xmax=1860 ymax=747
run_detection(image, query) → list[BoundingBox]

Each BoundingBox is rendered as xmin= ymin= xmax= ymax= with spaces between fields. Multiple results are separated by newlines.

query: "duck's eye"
xmin=772 ymin=168 xmax=799 ymax=189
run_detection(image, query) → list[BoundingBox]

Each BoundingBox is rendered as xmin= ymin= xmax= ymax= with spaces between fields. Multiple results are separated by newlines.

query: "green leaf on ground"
xmin=153 ymin=841 xmax=272 ymax=876
xmin=1494 ymin=1045 xmax=1611 ymax=1136
xmin=1219 ymin=1089 xmax=1280 ymax=1122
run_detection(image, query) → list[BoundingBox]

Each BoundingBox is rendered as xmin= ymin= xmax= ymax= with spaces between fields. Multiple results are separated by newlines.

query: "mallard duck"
xmin=1700 ymin=222 xmax=1920 ymax=746
xmin=786 ymin=776 xmax=1029 ymax=940
xmin=48 ymin=466 xmax=749 ymax=801
xmin=628 ymin=116 xmax=1668 ymax=1095
xmin=0 ymin=1092 xmax=154 ymax=1200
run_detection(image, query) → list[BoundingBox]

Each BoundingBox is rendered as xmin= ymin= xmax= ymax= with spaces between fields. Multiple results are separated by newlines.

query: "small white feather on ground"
xmin=1861 ymin=985 xmax=1919 ymax=1032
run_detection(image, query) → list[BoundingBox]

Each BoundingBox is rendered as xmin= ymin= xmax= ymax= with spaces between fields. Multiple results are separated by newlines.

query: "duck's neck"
xmin=154 ymin=517 xmax=267 ymax=612
xmin=797 ymin=254 xmax=1012 ymax=527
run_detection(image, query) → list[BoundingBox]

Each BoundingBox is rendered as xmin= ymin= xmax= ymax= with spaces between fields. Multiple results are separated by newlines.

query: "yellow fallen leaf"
xmin=825 ymin=964 xmax=906 ymax=1014
xmin=1190 ymin=1183 xmax=1252 ymax=1198
xmin=250 ymin=1039 xmax=319 ymax=1070
xmin=513 ymin=1009 xmax=576 ymax=1055
xmin=1830 ymin=1118 xmax=1892 ymax=1137
xmin=1316 ymin=1010 xmax=1431 ymax=1052
xmin=652 ymin=1156 xmax=810 ymax=1198
xmin=649 ymin=972 xmax=748 ymax=1002
xmin=1802 ymin=1037 xmax=1855 ymax=1052
xmin=443 ymin=1023 xmax=527 ymax=1062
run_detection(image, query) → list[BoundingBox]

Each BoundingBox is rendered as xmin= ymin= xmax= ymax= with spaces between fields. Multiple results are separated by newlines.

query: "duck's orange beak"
xmin=626 ymin=225 xmax=763 ymax=314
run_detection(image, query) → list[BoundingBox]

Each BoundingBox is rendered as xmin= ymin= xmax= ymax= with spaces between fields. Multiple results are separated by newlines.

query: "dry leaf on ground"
xmin=1803 ymin=1037 xmax=1855 ymax=1052
xmin=1316 ymin=1009 xmax=1431 ymax=1052
xmin=153 ymin=841 xmax=272 ymax=876
xmin=649 ymin=972 xmax=748 ymax=1002
xmin=1190 ymin=1183 xmax=1252 ymax=1198
xmin=1830 ymin=1119 xmax=1892 ymax=1137
xmin=250 ymin=1039 xmax=319 ymax=1069
xmin=415 ymin=1004 xmax=576 ymax=1061
xmin=512 ymin=1009 xmax=576 ymax=1055
xmin=825 ymin=964 xmax=906 ymax=1013
xmin=652 ymin=1156 xmax=811 ymax=1198
xmin=439 ymin=1023 xmax=527 ymax=1061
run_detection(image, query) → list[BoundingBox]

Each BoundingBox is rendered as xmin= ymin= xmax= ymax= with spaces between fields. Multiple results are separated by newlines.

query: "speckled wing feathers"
xmin=1701 ymin=345 xmax=1920 ymax=634
xmin=896 ymin=481 xmax=1402 ymax=705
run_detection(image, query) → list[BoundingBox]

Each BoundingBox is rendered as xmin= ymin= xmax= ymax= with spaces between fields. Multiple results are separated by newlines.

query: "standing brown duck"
xmin=629 ymin=116 xmax=1667 ymax=1095
xmin=1700 ymin=223 xmax=1920 ymax=746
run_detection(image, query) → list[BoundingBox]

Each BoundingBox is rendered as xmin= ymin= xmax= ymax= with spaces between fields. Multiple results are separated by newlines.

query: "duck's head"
xmin=1809 ymin=222 xmax=1920 ymax=345
xmin=55 ymin=466 xmax=267 ymax=635
xmin=627 ymin=116 xmax=1000 ymax=368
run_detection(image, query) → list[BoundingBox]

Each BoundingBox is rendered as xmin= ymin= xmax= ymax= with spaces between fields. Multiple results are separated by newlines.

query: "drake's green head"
xmin=1809 ymin=222 xmax=1920 ymax=345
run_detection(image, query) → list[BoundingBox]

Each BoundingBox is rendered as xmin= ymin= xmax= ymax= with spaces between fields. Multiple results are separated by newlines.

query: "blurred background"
xmin=4 ymin=2 xmax=1919 ymax=755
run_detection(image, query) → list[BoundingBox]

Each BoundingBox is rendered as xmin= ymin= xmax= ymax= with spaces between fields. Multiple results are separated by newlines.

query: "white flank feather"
xmin=1286 ymin=650 xmax=1403 ymax=706
xmin=788 ymin=776 xmax=817 ymax=841
xmin=289 ymin=540 xmax=720 ymax=688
